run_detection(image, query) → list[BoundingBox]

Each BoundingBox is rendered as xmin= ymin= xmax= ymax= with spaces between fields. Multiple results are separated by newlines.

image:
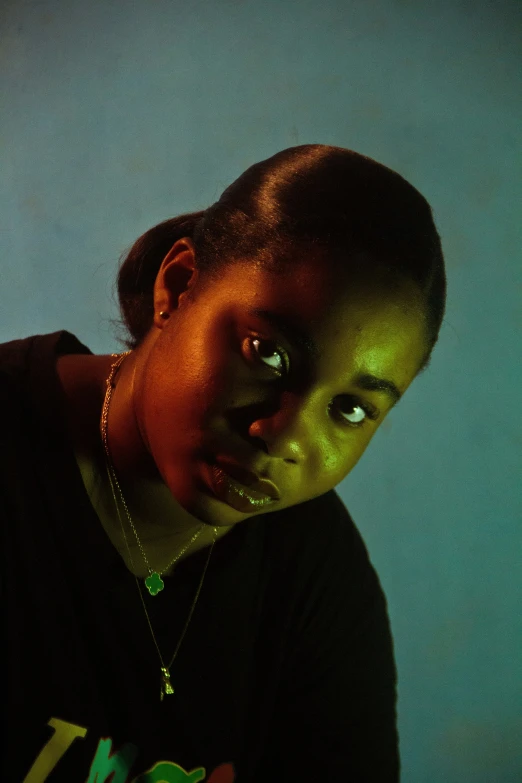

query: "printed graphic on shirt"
xmin=23 ymin=717 xmax=237 ymax=782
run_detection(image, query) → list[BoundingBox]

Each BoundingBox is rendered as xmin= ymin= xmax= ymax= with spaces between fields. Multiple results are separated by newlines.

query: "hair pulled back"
xmin=116 ymin=144 xmax=446 ymax=374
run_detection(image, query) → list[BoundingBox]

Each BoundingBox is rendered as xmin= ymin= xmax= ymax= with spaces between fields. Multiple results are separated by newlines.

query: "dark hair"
xmin=115 ymin=144 xmax=446 ymax=374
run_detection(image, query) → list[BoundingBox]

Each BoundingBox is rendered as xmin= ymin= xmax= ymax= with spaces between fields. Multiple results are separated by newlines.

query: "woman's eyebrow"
xmin=247 ymin=306 xmax=402 ymax=408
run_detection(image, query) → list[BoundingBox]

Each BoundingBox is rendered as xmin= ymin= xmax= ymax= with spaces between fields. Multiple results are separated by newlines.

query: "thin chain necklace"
xmin=100 ymin=351 xmax=218 ymax=700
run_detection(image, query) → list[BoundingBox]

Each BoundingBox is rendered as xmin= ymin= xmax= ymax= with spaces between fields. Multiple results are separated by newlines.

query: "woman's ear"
xmin=152 ymin=238 xmax=198 ymax=327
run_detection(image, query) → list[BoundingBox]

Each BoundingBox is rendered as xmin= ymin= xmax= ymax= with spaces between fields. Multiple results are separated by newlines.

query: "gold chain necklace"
xmin=100 ymin=351 xmax=218 ymax=700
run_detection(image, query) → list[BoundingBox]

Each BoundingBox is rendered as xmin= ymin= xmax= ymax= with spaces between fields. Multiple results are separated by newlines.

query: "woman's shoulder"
xmin=56 ymin=352 xmax=114 ymax=394
xmin=0 ymin=330 xmax=91 ymax=381
xmin=0 ymin=333 xmax=36 ymax=376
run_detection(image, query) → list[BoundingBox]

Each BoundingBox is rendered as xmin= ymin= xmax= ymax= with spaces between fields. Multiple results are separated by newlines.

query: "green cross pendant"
xmin=145 ymin=571 xmax=164 ymax=596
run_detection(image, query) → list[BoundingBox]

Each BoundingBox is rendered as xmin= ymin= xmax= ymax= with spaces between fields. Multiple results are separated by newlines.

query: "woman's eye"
xmin=246 ymin=336 xmax=377 ymax=429
xmin=336 ymin=398 xmax=375 ymax=428
xmin=248 ymin=337 xmax=288 ymax=375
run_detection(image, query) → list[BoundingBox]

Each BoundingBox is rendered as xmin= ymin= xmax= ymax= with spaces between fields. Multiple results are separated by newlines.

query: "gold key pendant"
xmin=160 ymin=667 xmax=175 ymax=701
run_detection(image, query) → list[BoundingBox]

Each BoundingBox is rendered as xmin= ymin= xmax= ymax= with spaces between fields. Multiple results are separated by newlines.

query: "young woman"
xmin=1 ymin=144 xmax=446 ymax=782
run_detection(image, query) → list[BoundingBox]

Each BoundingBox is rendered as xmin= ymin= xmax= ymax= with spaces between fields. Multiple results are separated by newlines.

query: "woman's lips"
xmin=213 ymin=456 xmax=280 ymax=500
xmin=207 ymin=462 xmax=279 ymax=512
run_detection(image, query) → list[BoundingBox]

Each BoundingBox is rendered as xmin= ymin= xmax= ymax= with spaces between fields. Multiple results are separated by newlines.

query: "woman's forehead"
xmin=217 ymin=256 xmax=424 ymax=323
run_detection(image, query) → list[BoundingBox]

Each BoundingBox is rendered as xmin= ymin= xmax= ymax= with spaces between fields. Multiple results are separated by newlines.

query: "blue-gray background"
xmin=1 ymin=1 xmax=520 ymax=780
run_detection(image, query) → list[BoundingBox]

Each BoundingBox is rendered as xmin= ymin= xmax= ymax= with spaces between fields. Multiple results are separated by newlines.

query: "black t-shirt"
xmin=0 ymin=331 xmax=400 ymax=782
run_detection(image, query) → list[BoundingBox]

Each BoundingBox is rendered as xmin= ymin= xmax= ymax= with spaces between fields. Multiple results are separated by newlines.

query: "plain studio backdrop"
xmin=1 ymin=1 xmax=520 ymax=781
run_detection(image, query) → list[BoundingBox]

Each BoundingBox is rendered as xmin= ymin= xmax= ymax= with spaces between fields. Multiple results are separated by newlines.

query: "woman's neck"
xmin=55 ymin=353 xmax=216 ymax=562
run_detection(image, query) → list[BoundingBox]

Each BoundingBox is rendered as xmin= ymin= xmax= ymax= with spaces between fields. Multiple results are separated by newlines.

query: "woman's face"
xmin=133 ymin=239 xmax=428 ymax=528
